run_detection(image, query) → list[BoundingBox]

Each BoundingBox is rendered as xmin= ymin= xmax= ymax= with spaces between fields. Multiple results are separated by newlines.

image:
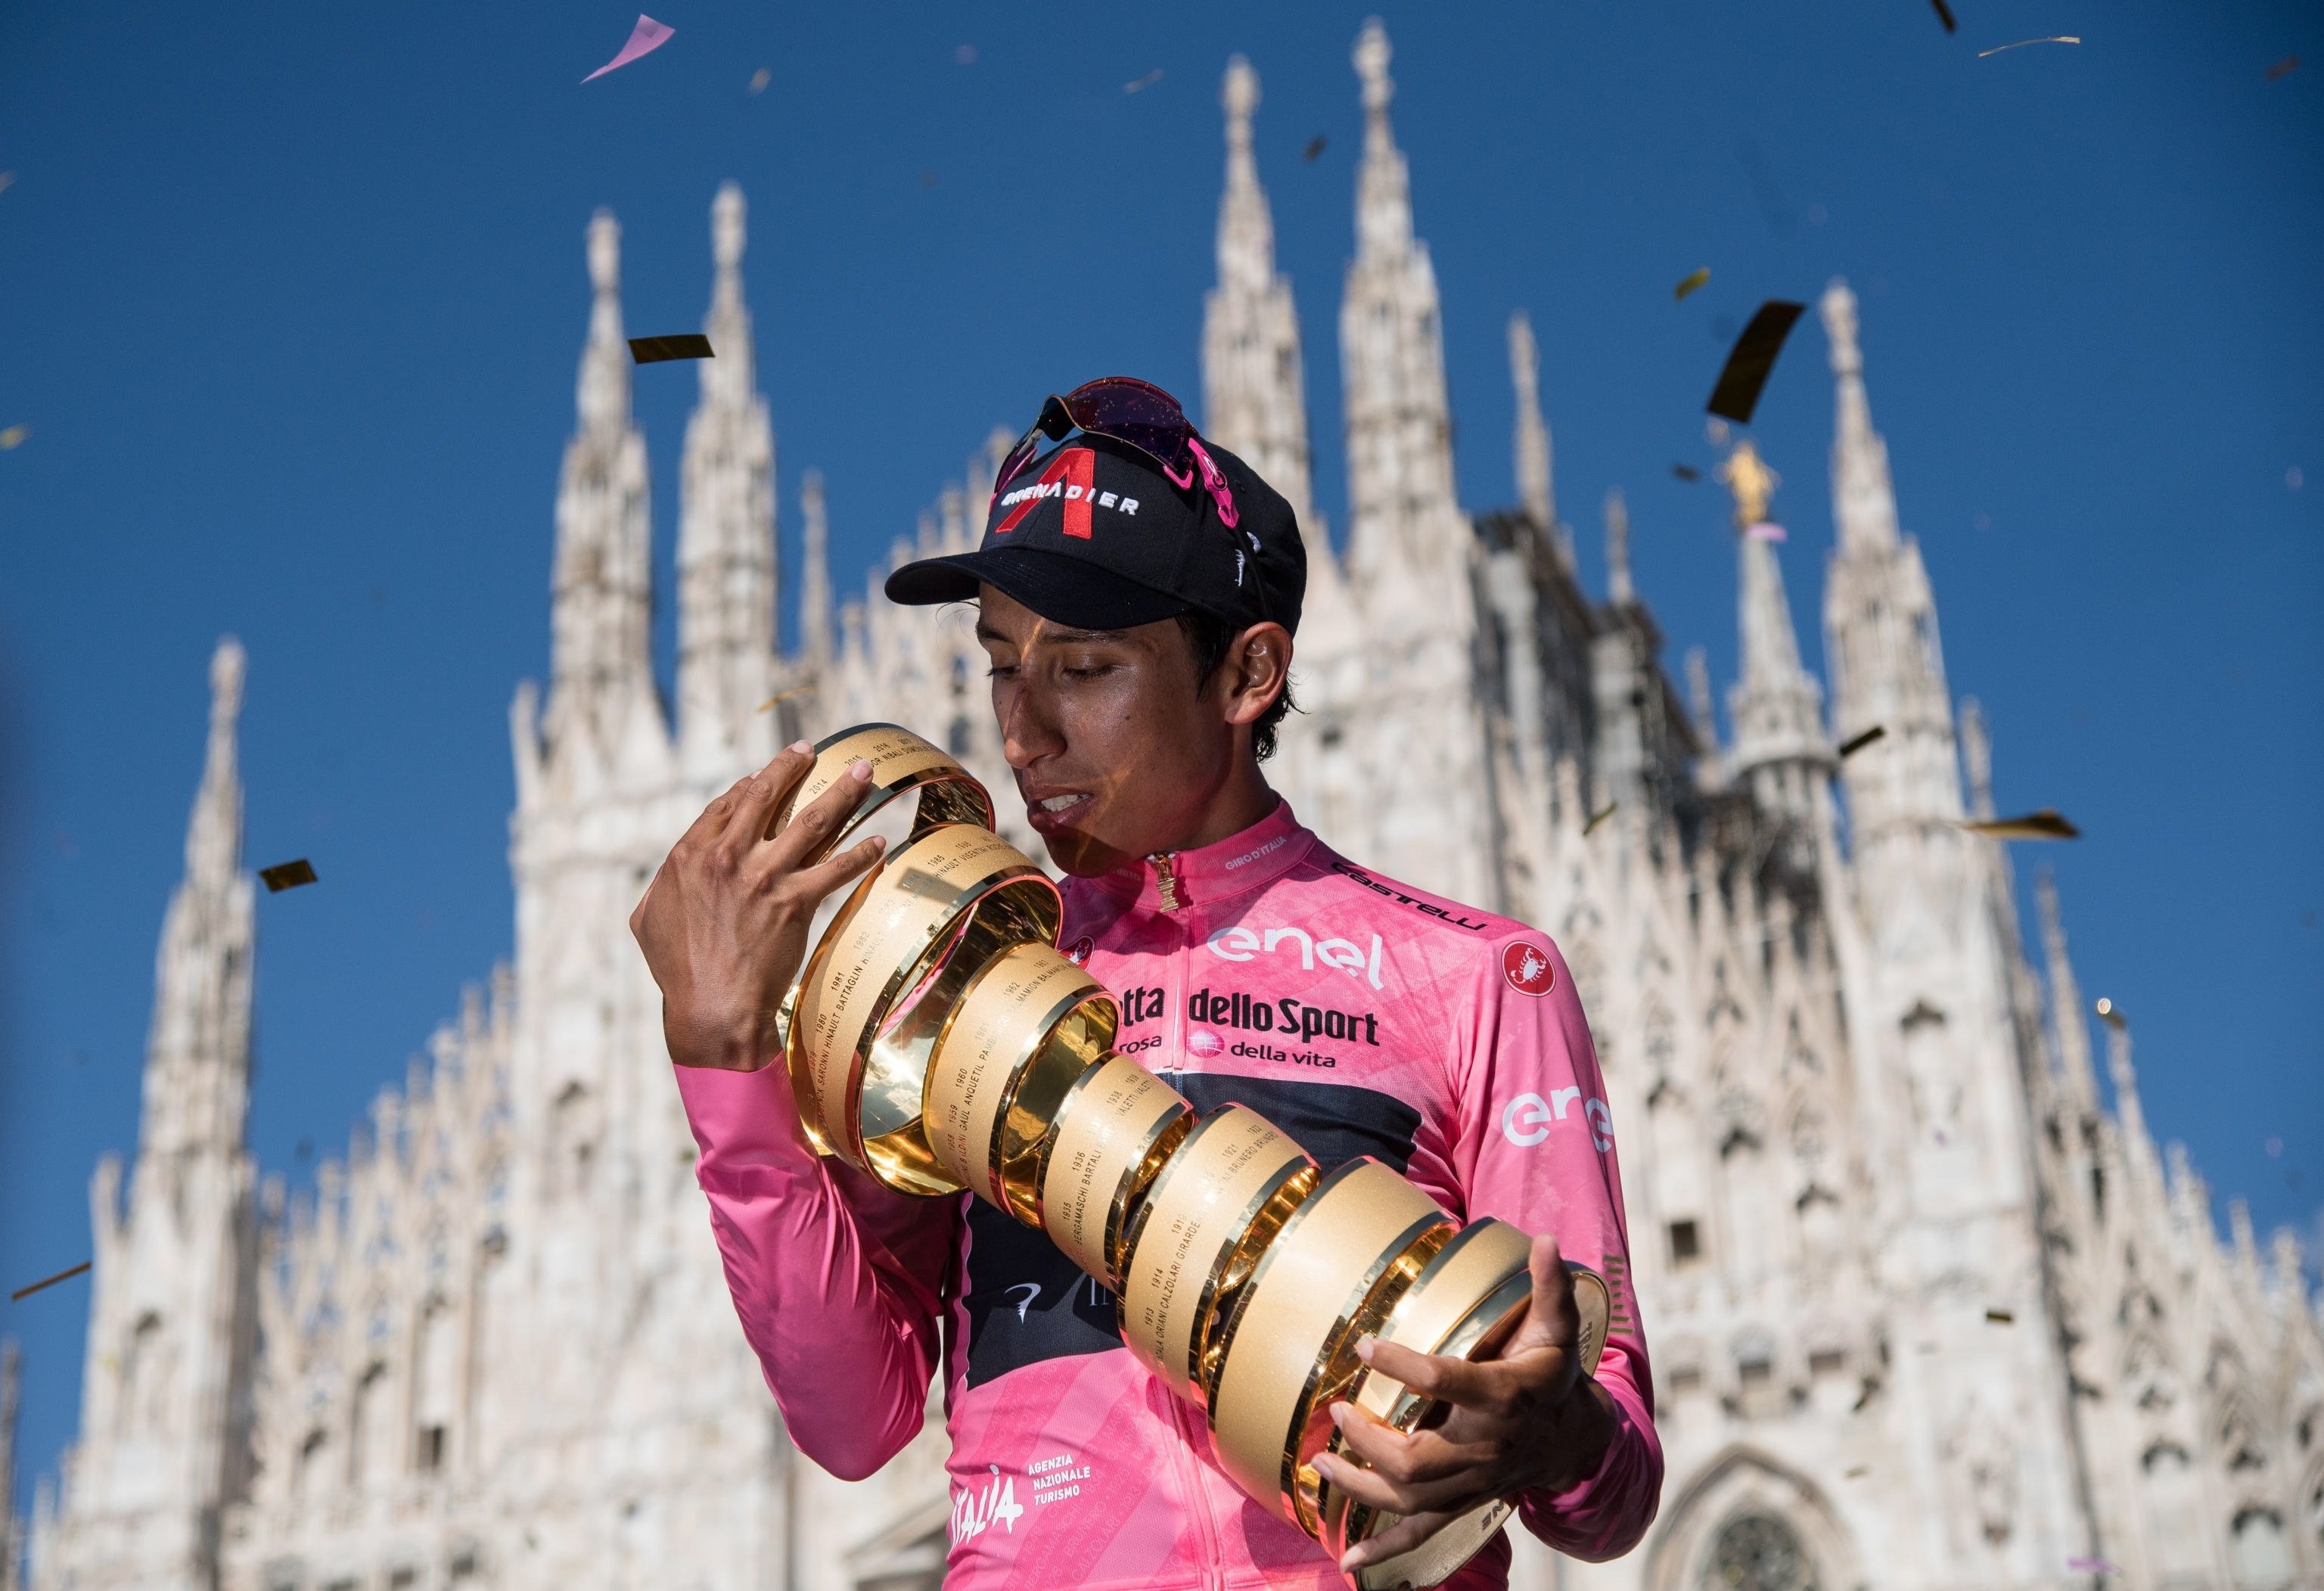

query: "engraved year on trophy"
xmin=771 ymin=725 xmax=1611 ymax=1591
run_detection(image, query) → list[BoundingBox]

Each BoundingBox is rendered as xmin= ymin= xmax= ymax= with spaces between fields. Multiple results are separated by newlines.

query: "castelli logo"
xmin=1502 ymin=940 xmax=1556 ymax=997
xmin=1185 ymin=1027 xmax=1224 ymax=1058
xmin=1065 ymin=936 xmax=1094 ymax=965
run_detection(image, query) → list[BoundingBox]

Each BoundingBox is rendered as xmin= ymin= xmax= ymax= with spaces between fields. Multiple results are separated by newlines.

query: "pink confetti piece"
xmin=1746 ymin=521 xmax=1788 ymax=542
xmin=583 ymin=14 xmax=675 ymax=83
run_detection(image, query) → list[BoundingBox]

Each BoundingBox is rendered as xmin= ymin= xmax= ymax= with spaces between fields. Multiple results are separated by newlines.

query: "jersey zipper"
xmin=1150 ymin=851 xmax=1182 ymax=912
xmin=1156 ymin=898 xmax=1225 ymax=1586
xmin=1165 ymin=1389 xmax=1226 ymax=1587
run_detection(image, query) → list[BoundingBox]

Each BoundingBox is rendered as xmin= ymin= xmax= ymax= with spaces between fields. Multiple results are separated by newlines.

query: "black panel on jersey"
xmin=962 ymin=1203 xmax=1123 ymax=1388
xmin=1161 ymin=1072 xmax=1421 ymax=1176
xmin=959 ymin=1074 xmax=1423 ymax=1387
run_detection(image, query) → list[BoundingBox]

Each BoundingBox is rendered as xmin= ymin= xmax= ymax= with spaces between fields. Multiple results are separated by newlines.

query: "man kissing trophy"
xmin=632 ymin=380 xmax=1662 ymax=1589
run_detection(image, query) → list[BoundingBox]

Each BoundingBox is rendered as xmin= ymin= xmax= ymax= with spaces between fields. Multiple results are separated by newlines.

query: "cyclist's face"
xmin=974 ymin=588 xmax=1235 ymax=877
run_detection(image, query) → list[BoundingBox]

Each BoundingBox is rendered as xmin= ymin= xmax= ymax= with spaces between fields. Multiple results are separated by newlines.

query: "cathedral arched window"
xmin=1697 ymin=1512 xmax=1821 ymax=1591
xmin=414 ymin=1300 xmax=459 ymax=1474
xmin=2229 ymin=1506 xmax=2294 ymax=1588
xmin=2218 ymin=1402 xmax=2270 ymax=1474
xmin=547 ymin=1079 xmax=599 ymax=1201
xmin=350 ymin=1362 xmax=387 ymax=1487
xmin=117 ymin=1311 xmax=163 ymax=1436
xmin=2140 ymin=1438 xmax=2192 ymax=1473
xmin=1644 ymin=1012 xmax=1676 ymax=1083
xmin=294 ymin=1428 xmax=329 ymax=1505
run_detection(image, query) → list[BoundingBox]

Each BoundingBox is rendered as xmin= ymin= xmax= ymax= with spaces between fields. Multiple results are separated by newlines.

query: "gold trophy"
xmin=773 ymin=726 xmax=1609 ymax=1590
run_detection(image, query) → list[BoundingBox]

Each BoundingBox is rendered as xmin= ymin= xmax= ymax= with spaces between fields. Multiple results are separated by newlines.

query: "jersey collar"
xmin=1093 ymin=797 xmax=1315 ymax=913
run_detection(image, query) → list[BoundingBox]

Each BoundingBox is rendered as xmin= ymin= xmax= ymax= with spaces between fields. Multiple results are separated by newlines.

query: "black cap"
xmin=885 ymin=432 xmax=1306 ymax=635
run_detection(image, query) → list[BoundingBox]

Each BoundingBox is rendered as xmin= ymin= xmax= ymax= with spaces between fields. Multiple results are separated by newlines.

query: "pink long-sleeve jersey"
xmin=675 ymin=800 xmax=1661 ymax=1589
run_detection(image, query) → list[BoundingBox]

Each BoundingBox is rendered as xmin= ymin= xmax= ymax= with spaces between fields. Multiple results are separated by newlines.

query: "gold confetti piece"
xmin=1986 ymin=1308 xmax=2015 ymax=1324
xmin=1978 ymin=36 xmax=2081 ymax=57
xmin=1931 ymin=0 xmax=1958 ymax=33
xmin=1302 ymin=135 xmax=1327 ymax=163
xmin=0 ymin=172 xmax=14 ymax=196
xmin=628 ymin=334 xmax=714 ymax=364
xmin=1674 ymin=266 xmax=1711 ymax=301
xmin=1844 ymin=1465 xmax=1869 ymax=1478
xmin=1123 ymin=68 xmax=1163 ymax=94
xmin=1583 ymin=801 xmax=1617 ymax=837
xmin=753 ymin=684 xmax=812 ymax=713
xmin=748 ymin=67 xmax=770 ymax=93
xmin=0 ymin=426 xmax=25 ymax=450
xmin=259 ymin=858 xmax=318 ymax=893
xmin=12 ymin=1260 xmax=91 ymax=1302
xmin=1706 ymin=300 xmax=1806 ymax=424
xmin=1956 ymin=809 xmax=2080 ymax=841
xmin=1838 ymin=725 xmax=1886 ymax=758
xmin=2095 ymin=996 xmax=2124 ymax=1029
xmin=2266 ymin=55 xmax=2300 ymax=81
xmin=1671 ymin=462 xmax=1700 ymax=482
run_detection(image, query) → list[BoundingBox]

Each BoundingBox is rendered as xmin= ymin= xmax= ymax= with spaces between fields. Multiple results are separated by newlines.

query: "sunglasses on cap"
xmin=992 ymin=376 xmax=1239 ymax=530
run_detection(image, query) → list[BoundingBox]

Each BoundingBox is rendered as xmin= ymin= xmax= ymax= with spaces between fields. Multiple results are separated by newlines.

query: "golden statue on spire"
xmin=1717 ymin=438 xmax=1779 ymax=530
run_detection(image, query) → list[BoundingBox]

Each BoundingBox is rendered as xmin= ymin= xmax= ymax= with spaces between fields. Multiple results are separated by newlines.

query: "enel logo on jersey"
xmin=1204 ymin=924 xmax=1385 ymax=990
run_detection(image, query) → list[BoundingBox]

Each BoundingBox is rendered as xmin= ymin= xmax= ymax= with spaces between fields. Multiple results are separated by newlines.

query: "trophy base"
xmin=1350 ymin=1497 xmax=1516 ymax=1591
xmin=1311 ymin=1224 xmax=1614 ymax=1589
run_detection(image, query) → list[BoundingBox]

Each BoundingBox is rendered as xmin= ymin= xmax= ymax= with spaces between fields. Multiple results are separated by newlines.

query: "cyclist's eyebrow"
xmin=976 ymin=622 xmax=1131 ymax=647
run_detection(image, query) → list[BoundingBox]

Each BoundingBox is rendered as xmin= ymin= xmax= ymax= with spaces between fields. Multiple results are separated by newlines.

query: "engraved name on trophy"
xmin=772 ymin=725 xmax=1610 ymax=1590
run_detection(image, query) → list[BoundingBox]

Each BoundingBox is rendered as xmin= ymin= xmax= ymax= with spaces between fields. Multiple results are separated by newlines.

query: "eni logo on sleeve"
xmin=1502 ymin=1089 xmax=1614 ymax=1153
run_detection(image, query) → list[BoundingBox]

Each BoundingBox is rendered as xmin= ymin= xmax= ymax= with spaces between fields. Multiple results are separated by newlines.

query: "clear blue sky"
xmin=3 ymin=0 xmax=2319 ymax=1521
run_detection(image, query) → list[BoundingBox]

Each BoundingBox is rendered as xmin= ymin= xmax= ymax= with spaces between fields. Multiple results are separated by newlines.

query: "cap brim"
xmin=885 ymin=547 xmax=1191 ymax=630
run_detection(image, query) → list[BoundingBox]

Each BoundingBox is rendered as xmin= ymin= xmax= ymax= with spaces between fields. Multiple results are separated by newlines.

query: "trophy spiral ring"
xmin=766 ymin=725 xmax=1610 ymax=1588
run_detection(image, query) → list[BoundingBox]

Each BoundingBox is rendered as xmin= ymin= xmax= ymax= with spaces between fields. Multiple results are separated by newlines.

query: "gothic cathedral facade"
xmin=17 ymin=22 xmax=2323 ymax=1591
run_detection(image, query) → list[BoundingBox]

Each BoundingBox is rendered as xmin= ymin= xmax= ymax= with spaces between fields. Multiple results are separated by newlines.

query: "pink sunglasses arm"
xmin=1184 ymin=438 xmax=1240 ymax=529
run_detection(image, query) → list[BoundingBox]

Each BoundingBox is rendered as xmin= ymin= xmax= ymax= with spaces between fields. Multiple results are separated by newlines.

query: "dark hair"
xmin=1176 ymin=610 xmax=1296 ymax=762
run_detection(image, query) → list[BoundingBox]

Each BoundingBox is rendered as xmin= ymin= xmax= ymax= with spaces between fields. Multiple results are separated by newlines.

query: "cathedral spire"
xmin=2103 ymin=1015 xmax=2155 ymax=1178
xmin=185 ymin=637 xmax=244 ymax=895
xmin=1215 ymin=56 xmax=1269 ymax=301
xmin=1353 ymin=20 xmax=1412 ymax=258
xmin=1507 ymin=312 xmax=1554 ymax=528
xmin=799 ymin=468 xmax=833 ymax=670
xmin=1201 ymin=54 xmax=1319 ymax=536
xmin=676 ymin=183 xmax=778 ymax=776
xmin=1508 ymin=311 xmax=1575 ymax=573
xmin=2035 ymin=871 xmax=2098 ymax=1112
xmin=1959 ymin=697 xmax=1995 ymax=819
xmin=1819 ymin=277 xmax=1962 ymax=832
xmin=545 ymin=209 xmax=657 ymax=778
xmin=1720 ymin=441 xmax=1825 ymax=794
xmin=141 ymin=638 xmax=256 ymax=1161
xmin=1821 ymin=279 xmax=1901 ymax=555
xmin=48 ymin=642 xmax=263 ymax=1591
xmin=1339 ymin=17 xmax=1459 ymax=587
xmin=1604 ymin=487 xmax=1633 ymax=604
